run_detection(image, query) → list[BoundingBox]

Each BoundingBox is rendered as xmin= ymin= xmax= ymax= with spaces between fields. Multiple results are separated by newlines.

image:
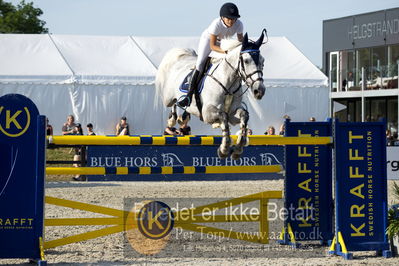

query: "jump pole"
xmin=48 ymin=135 xmax=333 ymax=146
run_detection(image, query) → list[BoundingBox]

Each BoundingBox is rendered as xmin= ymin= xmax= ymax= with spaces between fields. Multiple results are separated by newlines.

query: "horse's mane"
xmin=220 ymin=39 xmax=241 ymax=52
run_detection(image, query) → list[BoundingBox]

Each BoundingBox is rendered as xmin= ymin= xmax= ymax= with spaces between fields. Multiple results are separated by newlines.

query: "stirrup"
xmin=176 ymin=95 xmax=191 ymax=109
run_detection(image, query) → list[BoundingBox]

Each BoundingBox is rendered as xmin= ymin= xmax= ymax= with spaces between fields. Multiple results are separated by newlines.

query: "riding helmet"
xmin=220 ymin=2 xmax=240 ymax=19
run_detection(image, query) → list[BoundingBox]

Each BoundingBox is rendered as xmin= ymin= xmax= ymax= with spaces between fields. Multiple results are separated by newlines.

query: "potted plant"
xmin=387 ymin=182 xmax=399 ymax=256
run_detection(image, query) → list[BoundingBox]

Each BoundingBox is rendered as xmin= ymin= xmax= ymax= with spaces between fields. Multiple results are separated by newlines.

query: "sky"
xmin=8 ymin=0 xmax=399 ymax=67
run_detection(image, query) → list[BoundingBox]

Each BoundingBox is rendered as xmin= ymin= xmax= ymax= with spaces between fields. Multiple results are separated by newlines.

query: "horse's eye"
xmin=244 ymin=59 xmax=251 ymax=64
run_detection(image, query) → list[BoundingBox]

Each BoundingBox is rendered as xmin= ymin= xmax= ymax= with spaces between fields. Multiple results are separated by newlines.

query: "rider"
xmin=177 ymin=2 xmax=244 ymax=108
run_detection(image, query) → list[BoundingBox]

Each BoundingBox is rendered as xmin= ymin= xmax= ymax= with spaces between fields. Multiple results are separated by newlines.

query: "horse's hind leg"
xmin=231 ymin=108 xmax=249 ymax=160
xmin=167 ymin=104 xmax=177 ymax=127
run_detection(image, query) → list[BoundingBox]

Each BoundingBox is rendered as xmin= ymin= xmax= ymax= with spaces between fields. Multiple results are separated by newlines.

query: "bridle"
xmin=206 ymin=47 xmax=264 ymax=96
xmin=238 ymin=49 xmax=264 ymax=89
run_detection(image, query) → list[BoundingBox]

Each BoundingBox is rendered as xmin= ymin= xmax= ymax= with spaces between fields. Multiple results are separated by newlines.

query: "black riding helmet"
xmin=220 ymin=2 xmax=240 ymax=19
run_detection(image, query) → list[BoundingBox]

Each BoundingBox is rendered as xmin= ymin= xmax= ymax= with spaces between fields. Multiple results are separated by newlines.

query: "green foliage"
xmin=0 ymin=0 xmax=48 ymax=33
xmin=387 ymin=182 xmax=399 ymax=238
xmin=46 ymin=147 xmax=75 ymax=181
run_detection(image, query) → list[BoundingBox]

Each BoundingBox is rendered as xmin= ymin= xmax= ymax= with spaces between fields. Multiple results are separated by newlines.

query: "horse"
xmin=155 ymin=31 xmax=266 ymax=159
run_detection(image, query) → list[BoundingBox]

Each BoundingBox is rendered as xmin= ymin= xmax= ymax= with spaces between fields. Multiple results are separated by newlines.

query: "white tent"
xmin=0 ymin=34 xmax=328 ymax=135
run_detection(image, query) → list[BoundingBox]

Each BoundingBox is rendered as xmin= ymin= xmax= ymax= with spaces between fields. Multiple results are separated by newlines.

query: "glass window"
xmin=370 ymin=98 xmax=386 ymax=121
xmin=387 ymin=45 xmax=399 ymax=89
xmin=330 ymin=53 xmax=338 ymax=92
xmin=347 ymin=51 xmax=356 ymax=90
xmin=365 ymin=98 xmax=371 ymax=121
xmin=387 ymin=98 xmax=398 ymax=134
xmin=348 ymin=101 xmax=355 ymax=122
xmin=333 ymin=100 xmax=347 ymax=122
xmin=342 ymin=51 xmax=356 ymax=91
xmin=370 ymin=46 xmax=387 ymax=89
xmin=356 ymin=48 xmax=371 ymax=88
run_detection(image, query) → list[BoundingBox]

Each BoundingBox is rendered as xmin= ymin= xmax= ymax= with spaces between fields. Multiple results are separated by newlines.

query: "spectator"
xmin=279 ymin=124 xmax=285 ymax=136
xmin=62 ymin=115 xmax=77 ymax=135
xmin=116 ymin=116 xmax=130 ymax=136
xmin=279 ymin=115 xmax=291 ymax=135
xmin=73 ymin=123 xmax=83 ymax=135
xmin=72 ymin=123 xmax=85 ymax=181
xmin=393 ymin=132 xmax=399 ymax=146
xmin=87 ymin=123 xmax=96 ymax=136
xmin=264 ymin=126 xmax=276 ymax=135
xmin=46 ymin=118 xmax=53 ymax=136
xmin=235 ymin=128 xmax=252 ymax=136
xmin=387 ymin=130 xmax=394 ymax=146
xmin=177 ymin=112 xmax=191 ymax=136
xmin=309 ymin=117 xmax=316 ymax=122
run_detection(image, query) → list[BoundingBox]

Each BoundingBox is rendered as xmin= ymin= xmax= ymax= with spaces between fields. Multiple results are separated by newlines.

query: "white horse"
xmin=156 ymin=32 xmax=266 ymax=159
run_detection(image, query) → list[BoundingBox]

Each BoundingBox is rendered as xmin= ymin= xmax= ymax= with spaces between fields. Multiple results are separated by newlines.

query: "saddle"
xmin=179 ymin=57 xmax=213 ymax=120
xmin=179 ymin=57 xmax=212 ymax=94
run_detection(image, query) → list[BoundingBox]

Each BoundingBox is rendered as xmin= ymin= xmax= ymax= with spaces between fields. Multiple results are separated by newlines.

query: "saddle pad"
xmin=179 ymin=64 xmax=213 ymax=94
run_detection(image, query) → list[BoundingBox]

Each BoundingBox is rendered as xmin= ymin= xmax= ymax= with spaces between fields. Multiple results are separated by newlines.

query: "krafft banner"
xmin=0 ymin=94 xmax=45 ymax=261
xmin=87 ymin=144 xmax=284 ymax=181
xmin=334 ymin=121 xmax=389 ymax=252
xmin=283 ymin=120 xmax=334 ymax=243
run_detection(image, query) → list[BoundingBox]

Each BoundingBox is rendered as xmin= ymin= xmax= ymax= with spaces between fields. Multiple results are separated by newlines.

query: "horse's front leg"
xmin=231 ymin=107 xmax=249 ymax=160
xmin=218 ymin=111 xmax=232 ymax=159
xmin=203 ymin=105 xmax=231 ymax=159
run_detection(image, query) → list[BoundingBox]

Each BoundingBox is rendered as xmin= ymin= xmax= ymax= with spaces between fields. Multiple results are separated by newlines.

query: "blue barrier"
xmin=0 ymin=94 xmax=46 ymax=265
xmin=87 ymin=145 xmax=284 ymax=181
xmin=279 ymin=120 xmax=334 ymax=246
xmin=329 ymin=121 xmax=391 ymax=259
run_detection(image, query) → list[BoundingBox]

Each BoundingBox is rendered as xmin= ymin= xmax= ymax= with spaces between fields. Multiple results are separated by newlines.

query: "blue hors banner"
xmin=0 ymin=94 xmax=46 ymax=261
xmin=87 ymin=144 xmax=284 ymax=181
xmin=283 ymin=120 xmax=333 ymax=244
xmin=334 ymin=121 xmax=389 ymax=252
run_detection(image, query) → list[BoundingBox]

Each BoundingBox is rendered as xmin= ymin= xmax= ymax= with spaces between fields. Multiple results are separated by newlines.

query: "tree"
xmin=0 ymin=0 xmax=48 ymax=33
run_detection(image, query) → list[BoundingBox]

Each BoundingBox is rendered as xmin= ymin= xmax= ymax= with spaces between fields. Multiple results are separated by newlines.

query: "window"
xmin=333 ymin=99 xmax=362 ymax=122
xmin=387 ymin=45 xmax=399 ymax=89
xmin=370 ymin=47 xmax=387 ymax=89
xmin=387 ymin=98 xmax=398 ymax=134
xmin=342 ymin=51 xmax=356 ymax=91
xmin=333 ymin=100 xmax=347 ymax=121
xmin=356 ymin=48 xmax=371 ymax=87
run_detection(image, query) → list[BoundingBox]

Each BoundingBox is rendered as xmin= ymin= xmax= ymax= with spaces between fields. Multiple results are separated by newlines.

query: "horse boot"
xmin=177 ymin=69 xmax=200 ymax=108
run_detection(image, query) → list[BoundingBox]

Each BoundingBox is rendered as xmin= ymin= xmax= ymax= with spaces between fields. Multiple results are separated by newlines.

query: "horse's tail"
xmin=155 ymin=48 xmax=197 ymax=104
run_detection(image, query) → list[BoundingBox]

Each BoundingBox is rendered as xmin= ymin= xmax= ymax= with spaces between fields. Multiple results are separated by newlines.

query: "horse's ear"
xmin=242 ymin=33 xmax=248 ymax=49
xmin=255 ymin=31 xmax=264 ymax=48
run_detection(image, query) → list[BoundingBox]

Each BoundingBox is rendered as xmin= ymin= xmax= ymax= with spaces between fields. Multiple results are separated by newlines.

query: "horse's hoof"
xmin=217 ymin=147 xmax=229 ymax=159
xmin=231 ymin=152 xmax=241 ymax=160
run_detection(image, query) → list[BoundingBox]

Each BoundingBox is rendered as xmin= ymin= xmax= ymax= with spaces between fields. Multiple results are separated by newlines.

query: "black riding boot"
xmin=178 ymin=69 xmax=200 ymax=108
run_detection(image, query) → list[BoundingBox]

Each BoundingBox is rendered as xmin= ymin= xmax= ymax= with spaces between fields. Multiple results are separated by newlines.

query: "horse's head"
xmin=239 ymin=30 xmax=266 ymax=99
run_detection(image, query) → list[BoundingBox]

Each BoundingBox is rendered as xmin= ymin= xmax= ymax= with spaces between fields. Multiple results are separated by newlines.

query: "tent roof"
xmin=0 ymin=34 xmax=327 ymax=86
xmin=0 ymin=34 xmax=73 ymax=83
xmin=51 ymin=35 xmax=157 ymax=84
xmin=260 ymin=37 xmax=327 ymax=86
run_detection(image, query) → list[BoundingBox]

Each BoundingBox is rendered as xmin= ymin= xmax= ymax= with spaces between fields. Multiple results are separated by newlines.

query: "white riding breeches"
xmin=195 ymin=32 xmax=212 ymax=72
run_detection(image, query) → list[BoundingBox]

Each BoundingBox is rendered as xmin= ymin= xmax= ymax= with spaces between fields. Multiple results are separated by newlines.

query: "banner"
xmin=283 ymin=120 xmax=333 ymax=243
xmin=334 ymin=121 xmax=389 ymax=253
xmin=87 ymin=144 xmax=284 ymax=181
xmin=0 ymin=94 xmax=45 ymax=261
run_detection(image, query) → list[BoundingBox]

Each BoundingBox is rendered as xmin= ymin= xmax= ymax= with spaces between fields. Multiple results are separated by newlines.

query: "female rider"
xmin=177 ymin=2 xmax=244 ymax=108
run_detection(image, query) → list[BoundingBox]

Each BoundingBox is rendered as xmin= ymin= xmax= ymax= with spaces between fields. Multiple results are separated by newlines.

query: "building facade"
xmin=323 ymin=8 xmax=399 ymax=133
